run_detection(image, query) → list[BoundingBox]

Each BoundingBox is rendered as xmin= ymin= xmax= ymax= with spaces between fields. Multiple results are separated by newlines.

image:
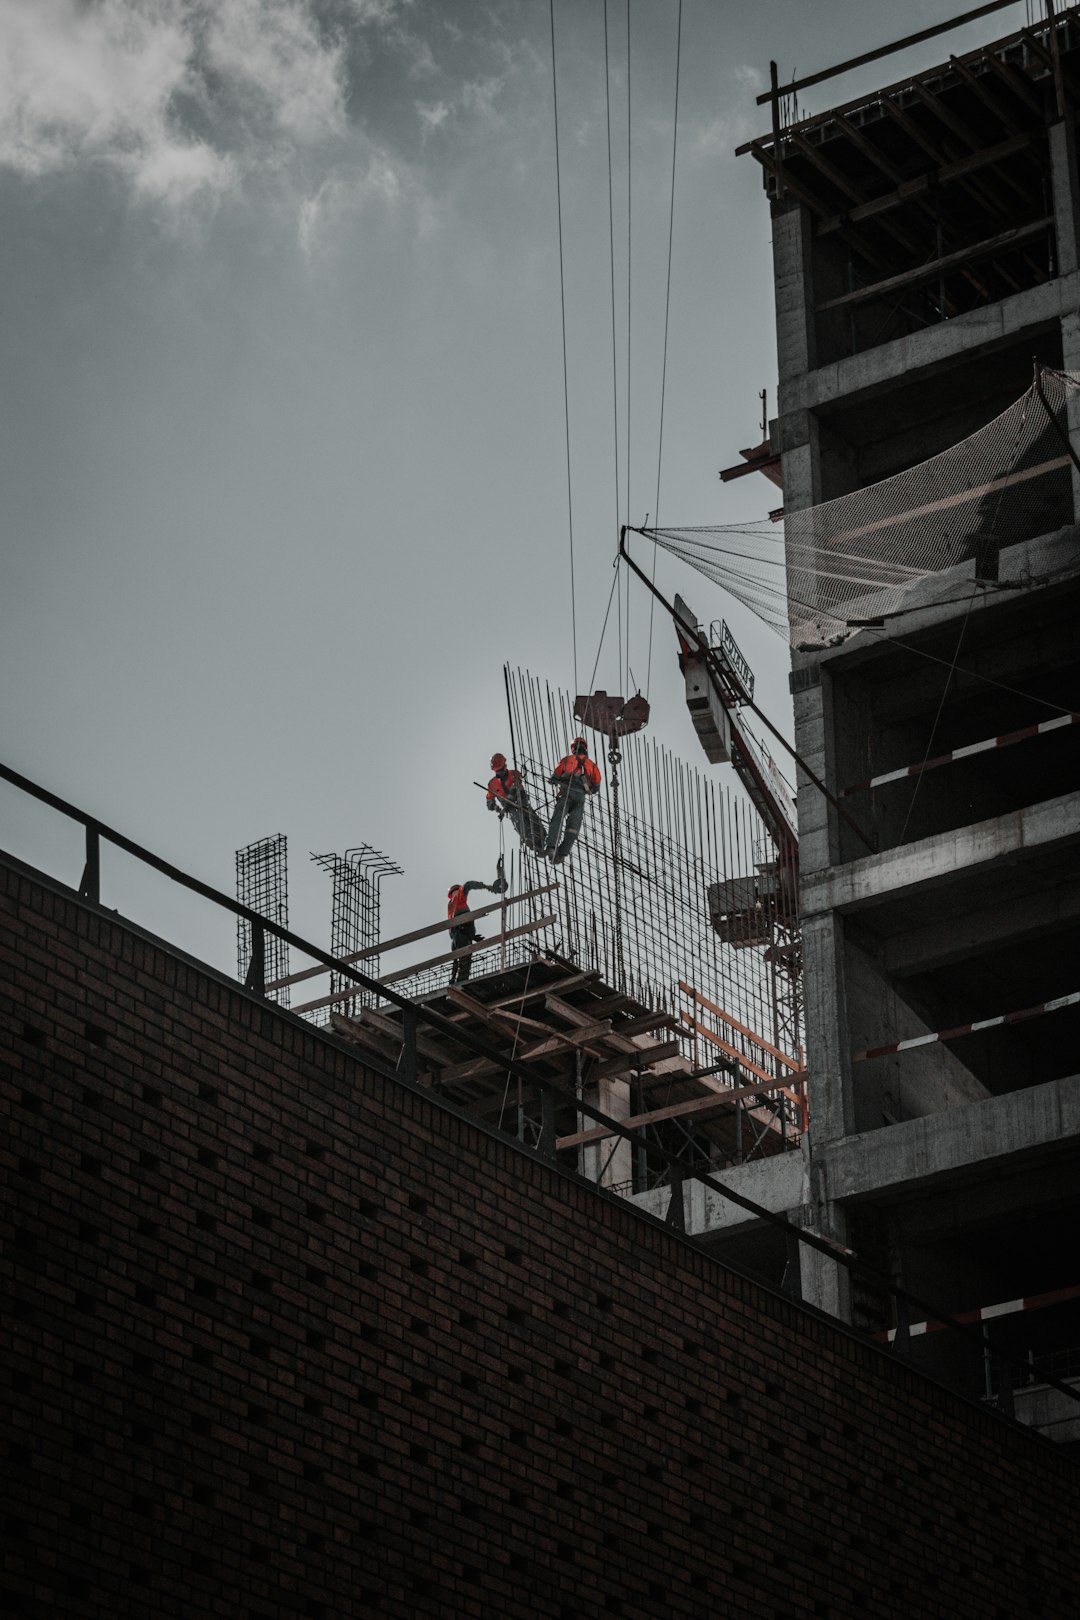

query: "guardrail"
xmin=2 ymin=754 xmax=1078 ymax=1429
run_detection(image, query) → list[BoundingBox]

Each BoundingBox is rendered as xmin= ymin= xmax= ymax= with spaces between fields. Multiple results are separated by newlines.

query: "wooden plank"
xmin=734 ymin=6 xmax=1039 ymax=155
xmin=616 ymin=1011 xmax=678 ymax=1039
xmin=589 ymin=1040 xmax=683 ymax=1082
xmin=483 ymin=969 xmax=602 ymax=1010
xmin=681 ymin=1012 xmax=803 ymax=1105
xmin=815 ymin=134 xmax=1035 ymax=237
xmin=520 ymin=1022 xmax=614 ymax=1062
xmin=679 ymin=981 xmax=803 ymax=1071
xmin=821 ymin=214 xmax=1048 ymax=305
xmin=291 ymin=913 xmax=557 ymax=1012
xmin=376 ymin=915 xmax=557 ymax=988
xmin=544 ymin=992 xmax=647 ymax=1056
xmin=557 ymin=1077 xmax=798 ymax=1150
xmin=438 ymin=1053 xmax=503 ymax=1085
xmin=266 ymin=883 xmax=558 ymax=990
xmin=446 ymin=990 xmax=555 ymax=1039
xmin=358 ymin=1008 xmax=452 ymax=1066
xmin=752 ymin=1 xmax=1019 ymax=106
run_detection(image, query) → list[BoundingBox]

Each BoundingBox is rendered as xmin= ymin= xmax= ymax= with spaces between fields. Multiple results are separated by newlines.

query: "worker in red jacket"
xmin=486 ymin=753 xmax=546 ymax=851
xmin=545 ymin=737 xmax=601 ymax=863
xmin=446 ymin=880 xmax=490 ymax=985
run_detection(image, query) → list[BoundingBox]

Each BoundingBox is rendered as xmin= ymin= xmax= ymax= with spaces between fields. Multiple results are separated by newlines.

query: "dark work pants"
xmin=449 ymin=924 xmax=476 ymax=984
xmin=546 ymin=787 xmax=587 ymax=861
xmin=505 ymin=795 xmax=547 ymax=852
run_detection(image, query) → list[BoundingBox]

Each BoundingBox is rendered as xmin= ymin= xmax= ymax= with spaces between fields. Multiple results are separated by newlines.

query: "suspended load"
xmin=572 ymin=690 xmax=650 ymax=737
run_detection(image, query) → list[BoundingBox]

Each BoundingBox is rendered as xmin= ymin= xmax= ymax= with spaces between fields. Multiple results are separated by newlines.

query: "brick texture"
xmin=2 ymin=855 xmax=1078 ymax=1618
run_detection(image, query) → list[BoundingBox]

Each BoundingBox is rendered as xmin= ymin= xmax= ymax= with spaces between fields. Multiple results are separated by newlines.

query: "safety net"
xmin=643 ymin=367 xmax=1079 ymax=647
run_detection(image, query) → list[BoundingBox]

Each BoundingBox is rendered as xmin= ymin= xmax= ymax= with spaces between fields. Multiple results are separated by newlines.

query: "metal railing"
xmin=3 ymin=754 xmax=1079 ymax=1430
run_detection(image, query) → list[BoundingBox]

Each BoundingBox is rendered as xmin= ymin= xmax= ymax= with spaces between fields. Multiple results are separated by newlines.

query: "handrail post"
xmin=244 ymin=923 xmax=266 ymax=995
xmin=79 ymin=827 xmax=100 ymax=904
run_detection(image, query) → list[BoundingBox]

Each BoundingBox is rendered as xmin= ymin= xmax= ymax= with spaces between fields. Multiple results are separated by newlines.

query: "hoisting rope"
xmin=608 ymin=730 xmax=625 ymax=989
xmin=645 ymin=0 xmax=683 ymax=702
xmin=549 ymin=0 xmax=579 ymax=694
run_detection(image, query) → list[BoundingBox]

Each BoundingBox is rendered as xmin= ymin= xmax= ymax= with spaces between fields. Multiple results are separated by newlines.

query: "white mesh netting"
xmin=645 ymin=368 xmax=1079 ymax=647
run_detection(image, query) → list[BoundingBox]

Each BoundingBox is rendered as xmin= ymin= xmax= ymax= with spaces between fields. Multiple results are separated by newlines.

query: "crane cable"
xmin=603 ymin=0 xmax=623 ymax=698
xmin=646 ymin=0 xmax=683 ymax=702
xmin=549 ymin=0 xmax=579 ymax=696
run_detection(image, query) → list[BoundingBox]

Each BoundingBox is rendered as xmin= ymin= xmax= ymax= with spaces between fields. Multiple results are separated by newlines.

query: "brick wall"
xmin=2 ymin=854 xmax=1078 ymax=1619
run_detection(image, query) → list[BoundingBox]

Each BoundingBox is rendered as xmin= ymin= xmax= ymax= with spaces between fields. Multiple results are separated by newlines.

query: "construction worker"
xmin=446 ymin=880 xmax=490 ymax=985
xmin=545 ymin=737 xmax=601 ymax=863
xmin=486 ymin=753 xmax=546 ymax=852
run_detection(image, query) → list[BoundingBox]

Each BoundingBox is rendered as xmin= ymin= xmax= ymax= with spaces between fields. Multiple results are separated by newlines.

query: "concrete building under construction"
xmin=642 ymin=0 xmax=1080 ymax=1444
xmin=3 ymin=6 xmax=1080 ymax=1617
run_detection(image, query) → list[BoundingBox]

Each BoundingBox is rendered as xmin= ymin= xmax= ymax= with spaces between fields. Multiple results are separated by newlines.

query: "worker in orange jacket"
xmin=545 ymin=737 xmax=601 ymax=863
xmin=446 ymin=880 xmax=491 ymax=985
xmin=486 ymin=753 xmax=546 ymax=852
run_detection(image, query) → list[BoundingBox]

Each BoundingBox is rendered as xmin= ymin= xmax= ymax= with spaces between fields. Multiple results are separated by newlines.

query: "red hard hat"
xmin=571 ymin=736 xmax=588 ymax=752
xmin=491 ymin=752 xmax=507 ymax=770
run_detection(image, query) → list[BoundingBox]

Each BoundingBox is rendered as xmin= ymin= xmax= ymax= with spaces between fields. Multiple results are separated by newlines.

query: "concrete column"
xmin=1049 ymin=122 xmax=1080 ymax=517
xmin=580 ymin=1078 xmax=632 ymax=1190
xmin=772 ymin=202 xmax=817 ymax=383
xmin=800 ymin=911 xmax=853 ymax=1145
xmin=799 ymin=1158 xmax=852 ymax=1321
xmin=1049 ymin=120 xmax=1079 ymax=278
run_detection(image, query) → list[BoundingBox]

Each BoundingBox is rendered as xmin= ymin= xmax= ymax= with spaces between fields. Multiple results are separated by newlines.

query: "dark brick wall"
xmin=2 ymin=854 xmax=1078 ymax=1619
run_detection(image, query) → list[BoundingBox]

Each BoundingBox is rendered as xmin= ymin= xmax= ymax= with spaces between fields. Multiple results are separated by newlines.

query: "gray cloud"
xmin=0 ymin=0 xmax=409 ymax=213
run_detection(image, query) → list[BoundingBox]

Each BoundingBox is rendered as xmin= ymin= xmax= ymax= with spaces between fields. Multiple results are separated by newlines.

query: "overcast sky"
xmin=0 ymin=0 xmax=1029 ymax=976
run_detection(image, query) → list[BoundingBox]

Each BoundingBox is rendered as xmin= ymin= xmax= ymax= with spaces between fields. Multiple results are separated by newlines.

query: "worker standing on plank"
xmin=486 ymin=753 xmax=546 ymax=852
xmin=545 ymin=737 xmax=602 ymax=864
xmin=447 ymin=881 xmax=490 ymax=985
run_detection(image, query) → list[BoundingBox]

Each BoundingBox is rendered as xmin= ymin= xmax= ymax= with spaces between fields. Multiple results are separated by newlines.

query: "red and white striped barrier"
xmin=875 ymin=1282 xmax=1080 ymax=1343
xmin=852 ymin=991 xmax=1080 ymax=1063
xmin=841 ymin=712 xmax=1079 ymax=797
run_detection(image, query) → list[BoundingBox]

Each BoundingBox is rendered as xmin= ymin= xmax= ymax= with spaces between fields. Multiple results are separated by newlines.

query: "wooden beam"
xmin=266 ymin=883 xmax=557 ymax=990
xmin=557 ymin=1073 xmax=806 ymax=1149
xmin=832 ymin=110 xmax=906 ymax=184
xmin=816 ymin=131 xmax=1035 ymax=236
xmin=357 ymin=1007 xmax=452 ymax=1065
xmin=983 ymin=50 xmax=1043 ymax=114
xmin=376 ymin=914 xmax=557 ymax=988
xmin=616 ymin=1011 xmax=678 ymax=1040
xmin=520 ymin=1022 xmax=614 ymax=1062
xmin=734 ymin=6 xmax=1053 ymax=156
xmin=679 ymin=981 xmax=803 ymax=1071
xmin=948 ymin=53 xmax=1023 ymax=135
xmin=753 ymin=1 xmax=1020 ymax=106
xmin=681 ymin=1013 xmax=803 ymax=1105
xmin=589 ymin=1040 xmax=683 ymax=1082
xmin=816 ymin=216 xmax=1051 ymax=310
xmin=291 ymin=913 xmax=557 ymax=1012
xmin=483 ymin=969 xmax=602 ymax=1010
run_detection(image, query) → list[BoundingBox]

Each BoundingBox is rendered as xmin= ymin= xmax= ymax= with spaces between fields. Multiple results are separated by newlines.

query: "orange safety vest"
xmin=486 ymin=768 xmax=522 ymax=804
xmin=552 ymin=754 xmax=601 ymax=792
xmin=447 ymin=887 xmax=469 ymax=920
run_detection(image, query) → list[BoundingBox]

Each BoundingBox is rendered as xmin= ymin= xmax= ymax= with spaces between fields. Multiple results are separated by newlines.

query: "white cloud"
xmin=297 ymin=144 xmax=436 ymax=255
xmin=0 ymin=0 xmax=219 ymax=195
xmin=203 ymin=0 xmax=347 ymax=143
xmin=416 ymin=99 xmax=450 ymax=133
xmin=0 ymin=0 xmax=365 ymax=213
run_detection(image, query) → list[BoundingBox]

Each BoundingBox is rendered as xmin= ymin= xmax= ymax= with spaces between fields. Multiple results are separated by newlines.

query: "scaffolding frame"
xmin=503 ymin=668 xmax=802 ymax=1098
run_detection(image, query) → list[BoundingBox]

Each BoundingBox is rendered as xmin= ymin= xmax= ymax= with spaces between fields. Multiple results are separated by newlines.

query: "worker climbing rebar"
xmin=545 ymin=737 xmax=601 ymax=864
xmin=446 ymin=880 xmax=494 ymax=985
xmin=485 ymin=753 xmax=547 ymax=852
